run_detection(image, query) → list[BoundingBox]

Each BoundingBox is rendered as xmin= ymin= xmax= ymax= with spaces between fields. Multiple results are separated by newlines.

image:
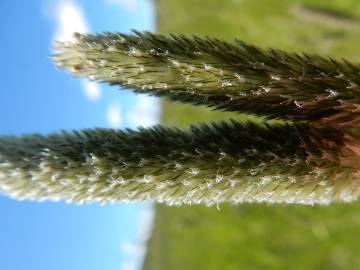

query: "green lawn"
xmin=143 ymin=1 xmax=360 ymax=269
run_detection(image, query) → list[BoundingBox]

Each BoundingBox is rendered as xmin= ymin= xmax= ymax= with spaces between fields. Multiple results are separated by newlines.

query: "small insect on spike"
xmin=73 ymin=32 xmax=81 ymax=39
xmin=71 ymin=65 xmax=83 ymax=73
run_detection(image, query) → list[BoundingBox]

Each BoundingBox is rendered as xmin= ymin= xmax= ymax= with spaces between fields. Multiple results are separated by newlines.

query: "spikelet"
xmin=0 ymin=122 xmax=359 ymax=205
xmin=53 ymin=31 xmax=360 ymax=127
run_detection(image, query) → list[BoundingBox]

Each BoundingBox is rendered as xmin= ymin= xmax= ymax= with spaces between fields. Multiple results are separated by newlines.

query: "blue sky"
xmin=0 ymin=1 xmax=158 ymax=269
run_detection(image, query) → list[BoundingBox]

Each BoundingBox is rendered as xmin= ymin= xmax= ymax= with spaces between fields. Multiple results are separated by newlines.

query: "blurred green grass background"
xmin=143 ymin=1 xmax=360 ymax=269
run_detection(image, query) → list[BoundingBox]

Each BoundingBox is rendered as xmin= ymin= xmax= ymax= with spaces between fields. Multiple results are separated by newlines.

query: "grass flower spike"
xmin=0 ymin=31 xmax=359 ymax=205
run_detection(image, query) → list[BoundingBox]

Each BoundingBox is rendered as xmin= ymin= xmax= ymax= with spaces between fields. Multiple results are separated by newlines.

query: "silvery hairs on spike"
xmin=53 ymin=31 xmax=360 ymax=127
xmin=0 ymin=31 xmax=359 ymax=205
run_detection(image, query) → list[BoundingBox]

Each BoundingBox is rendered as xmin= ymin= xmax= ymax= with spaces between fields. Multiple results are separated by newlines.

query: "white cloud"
xmin=51 ymin=0 xmax=102 ymax=101
xmin=81 ymin=80 xmax=101 ymax=101
xmin=137 ymin=204 xmax=155 ymax=242
xmin=106 ymin=104 xmax=122 ymax=128
xmin=53 ymin=0 xmax=89 ymax=42
xmin=121 ymin=261 xmax=136 ymax=270
xmin=120 ymin=204 xmax=155 ymax=270
xmin=126 ymin=96 xmax=161 ymax=128
xmin=106 ymin=0 xmax=138 ymax=13
xmin=121 ymin=242 xmax=140 ymax=256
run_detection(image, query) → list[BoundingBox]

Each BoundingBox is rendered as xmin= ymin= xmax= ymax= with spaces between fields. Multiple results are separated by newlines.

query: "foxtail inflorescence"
xmin=1 ymin=31 xmax=359 ymax=205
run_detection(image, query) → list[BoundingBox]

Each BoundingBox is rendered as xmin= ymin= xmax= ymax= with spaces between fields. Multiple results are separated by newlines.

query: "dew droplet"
xmin=189 ymin=168 xmax=199 ymax=176
xmin=86 ymin=60 xmax=95 ymax=66
xmin=141 ymin=84 xmax=154 ymax=90
xmin=294 ymin=100 xmax=303 ymax=108
xmin=51 ymin=173 xmax=59 ymax=182
xmin=234 ymin=73 xmax=245 ymax=82
xmin=204 ymin=64 xmax=212 ymax=70
xmin=174 ymin=162 xmax=183 ymax=169
xmin=215 ymin=175 xmax=223 ymax=183
xmin=324 ymin=186 xmax=333 ymax=195
xmin=245 ymin=148 xmax=257 ymax=156
xmin=318 ymin=180 xmax=327 ymax=186
xmin=128 ymin=47 xmax=144 ymax=57
xmin=107 ymin=46 xmax=116 ymax=52
xmin=288 ymin=177 xmax=297 ymax=184
xmin=116 ymin=177 xmax=125 ymax=185
xmin=182 ymin=179 xmax=191 ymax=187
xmin=325 ymin=89 xmax=338 ymax=98
xmin=142 ymin=175 xmax=152 ymax=184
xmin=271 ymin=74 xmax=281 ymax=81
xmin=126 ymin=78 xmax=134 ymax=85
xmin=138 ymin=65 xmax=145 ymax=72
xmin=221 ymin=81 xmax=233 ymax=88
xmin=186 ymin=190 xmax=196 ymax=197
xmin=188 ymin=65 xmax=195 ymax=73
xmin=229 ymin=180 xmax=238 ymax=188
xmin=335 ymin=73 xmax=344 ymax=78
xmin=170 ymin=59 xmax=180 ymax=67
xmin=260 ymin=86 xmax=271 ymax=93
xmin=118 ymin=36 xmax=127 ymax=44
xmin=260 ymin=176 xmax=271 ymax=185
xmin=249 ymin=168 xmax=259 ymax=176
xmin=251 ymin=61 xmax=265 ymax=68
xmin=156 ymin=182 xmax=167 ymax=190
xmin=99 ymin=60 xmax=107 ymax=67
xmin=347 ymin=81 xmax=358 ymax=89
xmin=154 ymin=83 xmax=168 ymax=89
